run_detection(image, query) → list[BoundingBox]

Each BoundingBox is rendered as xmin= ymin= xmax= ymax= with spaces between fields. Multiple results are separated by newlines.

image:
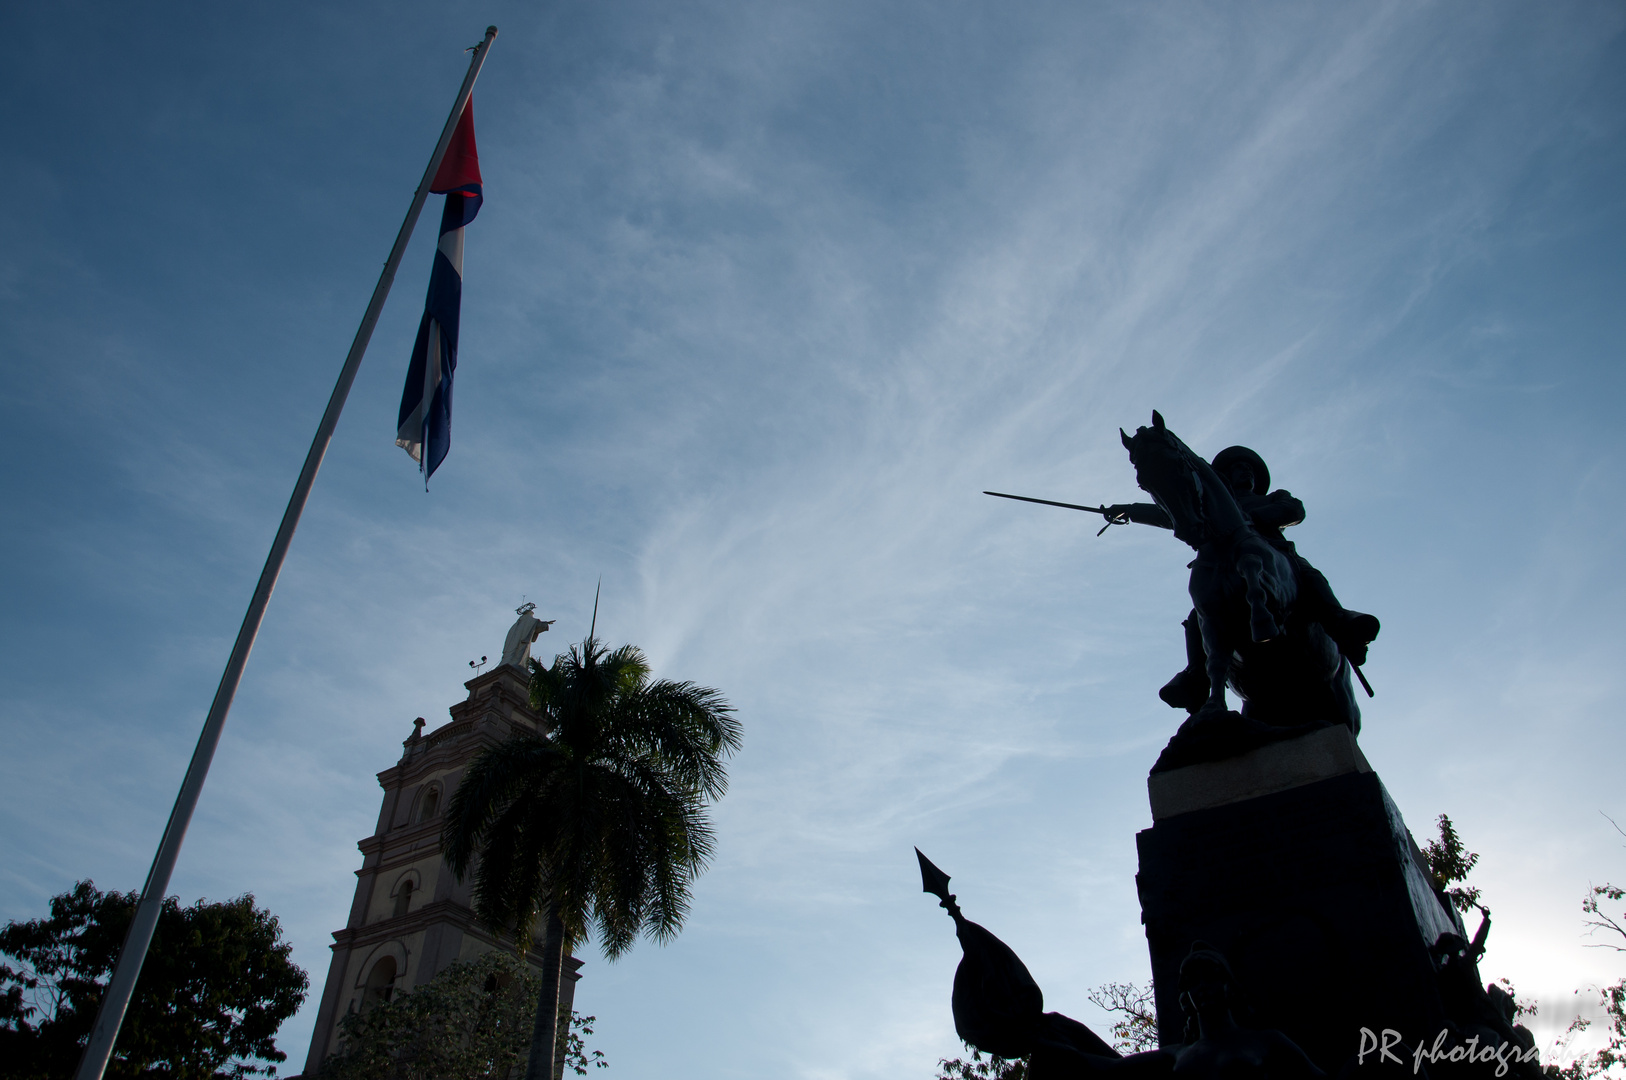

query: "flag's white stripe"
xmin=393 ymin=316 xmax=445 ymax=465
xmin=395 ymin=431 xmax=423 ymax=462
xmin=395 ymin=397 xmax=425 ymax=461
xmin=438 ymin=226 xmax=465 ymax=276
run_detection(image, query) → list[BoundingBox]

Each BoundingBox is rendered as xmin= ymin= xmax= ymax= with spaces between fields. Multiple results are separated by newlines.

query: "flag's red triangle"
xmin=431 ymin=99 xmax=482 ymax=193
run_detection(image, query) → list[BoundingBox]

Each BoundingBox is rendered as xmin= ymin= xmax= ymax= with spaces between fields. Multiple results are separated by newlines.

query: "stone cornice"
xmin=376 ymin=673 xmax=550 ymax=791
xmin=382 ymin=816 xmax=449 ymax=845
xmin=329 ymin=901 xmax=564 ymax=965
xmin=450 ymin=666 xmax=540 ymax=729
xmin=355 ymin=823 xmax=446 ymax=870
xmin=331 ymin=900 xmax=482 ymax=947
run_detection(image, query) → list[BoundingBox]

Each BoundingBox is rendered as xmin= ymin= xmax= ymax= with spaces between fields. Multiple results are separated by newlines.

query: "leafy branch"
xmin=1086 ymin=981 xmax=1159 ymax=1053
xmin=1423 ymin=814 xmax=1483 ymax=914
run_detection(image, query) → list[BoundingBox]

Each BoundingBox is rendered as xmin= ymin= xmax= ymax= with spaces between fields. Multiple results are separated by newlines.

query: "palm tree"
xmin=443 ymin=635 xmax=741 ymax=1080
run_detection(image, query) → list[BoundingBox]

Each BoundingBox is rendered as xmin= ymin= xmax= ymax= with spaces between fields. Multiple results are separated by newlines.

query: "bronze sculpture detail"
xmin=988 ymin=412 xmax=1380 ymax=771
xmin=917 ymin=850 xmax=1324 ymax=1080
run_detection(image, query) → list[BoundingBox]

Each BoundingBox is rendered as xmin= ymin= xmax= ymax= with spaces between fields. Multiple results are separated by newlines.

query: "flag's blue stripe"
xmin=439 ymin=189 xmax=482 ymax=235
xmin=424 ymin=249 xmax=462 ymax=348
xmin=423 ymin=335 xmax=454 ymax=479
xmin=397 ymin=312 xmax=433 ymax=435
xmin=398 ymin=187 xmax=481 ymax=482
xmin=421 ymin=252 xmax=461 ymax=480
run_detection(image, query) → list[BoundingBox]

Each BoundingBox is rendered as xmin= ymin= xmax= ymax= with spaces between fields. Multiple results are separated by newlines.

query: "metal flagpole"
xmin=75 ymin=26 xmax=498 ymax=1080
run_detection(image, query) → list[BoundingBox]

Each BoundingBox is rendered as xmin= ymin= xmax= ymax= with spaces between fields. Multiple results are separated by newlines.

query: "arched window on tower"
xmin=393 ymin=879 xmax=414 ymax=918
xmin=361 ymin=955 xmax=396 ymax=1013
xmin=418 ymin=785 xmax=441 ymax=822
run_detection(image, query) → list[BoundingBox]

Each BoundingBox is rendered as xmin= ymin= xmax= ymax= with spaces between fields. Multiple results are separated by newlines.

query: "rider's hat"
xmin=1177 ymin=941 xmax=1235 ymax=990
xmin=1211 ymin=446 xmax=1270 ymax=495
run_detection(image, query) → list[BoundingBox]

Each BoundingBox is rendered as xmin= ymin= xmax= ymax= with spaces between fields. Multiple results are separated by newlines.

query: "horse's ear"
xmin=1121 ymin=428 xmax=1133 ymax=450
xmin=1152 ymin=410 xmax=1165 ymax=430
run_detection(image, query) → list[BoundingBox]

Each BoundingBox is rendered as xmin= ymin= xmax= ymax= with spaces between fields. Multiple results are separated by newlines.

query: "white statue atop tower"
xmin=500 ymin=602 xmax=554 ymax=670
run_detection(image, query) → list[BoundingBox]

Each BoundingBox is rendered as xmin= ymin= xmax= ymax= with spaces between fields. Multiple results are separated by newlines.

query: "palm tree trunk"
xmin=524 ymin=907 xmax=566 ymax=1080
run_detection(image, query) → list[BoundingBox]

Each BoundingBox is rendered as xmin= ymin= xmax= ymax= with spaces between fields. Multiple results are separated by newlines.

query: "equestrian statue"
xmin=987 ymin=411 xmax=1379 ymax=770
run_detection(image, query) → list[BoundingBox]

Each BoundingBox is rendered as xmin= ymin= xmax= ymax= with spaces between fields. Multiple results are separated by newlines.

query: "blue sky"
xmin=2 ymin=1 xmax=1624 ymax=1076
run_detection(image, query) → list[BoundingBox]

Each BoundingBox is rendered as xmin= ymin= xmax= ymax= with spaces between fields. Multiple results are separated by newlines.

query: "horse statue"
xmin=1121 ymin=412 xmax=1360 ymax=770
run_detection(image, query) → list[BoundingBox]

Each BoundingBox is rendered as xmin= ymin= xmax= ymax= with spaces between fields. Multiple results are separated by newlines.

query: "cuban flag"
xmin=397 ymin=99 xmax=482 ymax=481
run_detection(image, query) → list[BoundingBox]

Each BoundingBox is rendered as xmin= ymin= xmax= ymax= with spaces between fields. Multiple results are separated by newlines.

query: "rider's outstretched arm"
xmin=1104 ymin=502 xmax=1173 ymax=529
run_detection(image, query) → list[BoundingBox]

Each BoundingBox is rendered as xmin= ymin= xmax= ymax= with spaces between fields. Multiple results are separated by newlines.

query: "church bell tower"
xmin=302 ymin=606 xmax=578 ymax=1073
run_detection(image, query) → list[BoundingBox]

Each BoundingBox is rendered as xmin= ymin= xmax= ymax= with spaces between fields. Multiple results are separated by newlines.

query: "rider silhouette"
xmin=1106 ymin=446 xmax=1379 ymax=712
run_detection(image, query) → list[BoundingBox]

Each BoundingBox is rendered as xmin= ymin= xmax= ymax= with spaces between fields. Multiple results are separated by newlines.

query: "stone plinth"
xmin=1136 ymin=727 xmax=1464 ymax=1070
xmin=1147 ymin=723 xmax=1373 ymax=821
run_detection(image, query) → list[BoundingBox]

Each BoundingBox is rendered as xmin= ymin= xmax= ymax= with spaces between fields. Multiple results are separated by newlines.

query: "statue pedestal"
xmin=1135 ymin=727 xmax=1464 ymax=1069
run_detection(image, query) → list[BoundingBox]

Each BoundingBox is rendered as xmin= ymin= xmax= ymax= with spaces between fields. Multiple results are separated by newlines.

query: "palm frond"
xmin=449 ymin=634 xmax=739 ymax=966
xmin=442 ymin=738 xmax=564 ymax=877
xmin=615 ymin=680 xmax=740 ymax=800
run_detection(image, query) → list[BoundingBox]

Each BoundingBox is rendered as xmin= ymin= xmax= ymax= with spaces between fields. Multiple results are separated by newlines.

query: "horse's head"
xmin=1120 ymin=411 xmax=1213 ymax=549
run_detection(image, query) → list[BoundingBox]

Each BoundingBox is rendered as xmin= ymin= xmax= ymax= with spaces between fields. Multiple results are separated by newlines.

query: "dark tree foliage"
xmin=315 ymin=951 xmax=605 ymax=1080
xmin=0 ymin=880 xmax=307 ymax=1079
xmin=1555 ymin=818 xmax=1626 ymax=1080
xmin=556 ymin=1012 xmax=607 ymax=1078
xmin=1421 ymin=817 xmax=1544 ymax=1021
xmin=936 ymin=1044 xmax=1027 ymax=1080
xmin=1423 ymin=813 xmax=1483 ymax=913
xmin=1555 ymin=974 xmax=1625 ymax=1080
xmin=1087 ymin=980 xmax=1160 ymax=1052
xmin=933 ymin=980 xmax=1158 ymax=1078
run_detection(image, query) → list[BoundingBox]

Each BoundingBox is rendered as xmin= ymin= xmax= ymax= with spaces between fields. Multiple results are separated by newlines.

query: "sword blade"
xmin=1352 ymin=663 xmax=1375 ymax=698
xmin=983 ymin=490 xmax=1110 ymax=516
